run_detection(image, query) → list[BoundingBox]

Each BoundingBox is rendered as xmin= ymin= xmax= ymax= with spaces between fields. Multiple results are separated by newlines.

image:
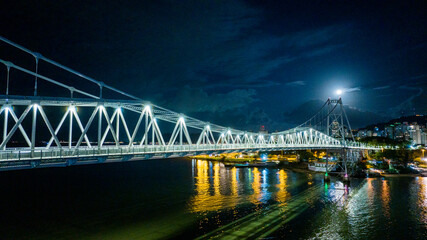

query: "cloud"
xmin=343 ymin=87 xmax=361 ymax=93
xmin=408 ymin=74 xmax=427 ymax=80
xmin=373 ymin=85 xmax=390 ymax=90
xmin=117 ymin=8 xmax=352 ymax=96
xmin=286 ymin=81 xmax=306 ymax=86
xmin=170 ymin=86 xmax=258 ymax=113
xmin=283 ymin=99 xmax=387 ymax=128
xmin=3 ymin=1 xmax=358 ymax=131
xmin=394 ymin=85 xmax=424 ymax=114
xmin=285 ymin=24 xmax=352 ymax=48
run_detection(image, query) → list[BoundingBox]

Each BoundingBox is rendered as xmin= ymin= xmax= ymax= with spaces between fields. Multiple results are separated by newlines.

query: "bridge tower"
xmin=326 ymin=98 xmax=355 ymax=180
xmin=326 ymin=98 xmax=354 ymax=141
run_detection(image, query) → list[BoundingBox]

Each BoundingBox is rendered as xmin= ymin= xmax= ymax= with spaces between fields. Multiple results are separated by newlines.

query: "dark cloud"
xmin=170 ymin=86 xmax=258 ymax=113
xmin=393 ymin=86 xmax=425 ymax=115
xmin=286 ymin=81 xmax=306 ymax=86
xmin=284 ymin=99 xmax=387 ymax=129
xmin=373 ymin=86 xmax=390 ymax=90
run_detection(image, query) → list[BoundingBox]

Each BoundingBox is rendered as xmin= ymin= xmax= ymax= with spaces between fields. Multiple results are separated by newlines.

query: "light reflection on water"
xmin=189 ymin=160 xmax=295 ymax=213
xmin=381 ymin=179 xmax=390 ymax=219
xmin=275 ymin=169 xmax=290 ymax=206
xmin=298 ymin=177 xmax=427 ymax=240
xmin=1 ymin=158 xmax=426 ymax=239
xmin=418 ymin=177 xmax=427 ymax=225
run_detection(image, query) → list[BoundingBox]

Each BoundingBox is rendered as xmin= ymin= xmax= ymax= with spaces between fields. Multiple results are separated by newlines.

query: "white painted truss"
xmin=0 ymin=36 xmax=380 ymax=170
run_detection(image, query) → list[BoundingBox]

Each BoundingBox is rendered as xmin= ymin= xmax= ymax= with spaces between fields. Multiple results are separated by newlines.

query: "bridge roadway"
xmin=0 ymin=142 xmax=374 ymax=171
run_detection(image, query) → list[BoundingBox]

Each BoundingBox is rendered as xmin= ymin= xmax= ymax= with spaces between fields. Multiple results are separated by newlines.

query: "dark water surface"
xmin=0 ymin=158 xmax=426 ymax=239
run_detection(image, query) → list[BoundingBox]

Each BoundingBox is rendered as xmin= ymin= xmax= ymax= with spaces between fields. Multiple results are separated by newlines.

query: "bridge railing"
xmin=0 ymin=142 xmax=379 ymax=162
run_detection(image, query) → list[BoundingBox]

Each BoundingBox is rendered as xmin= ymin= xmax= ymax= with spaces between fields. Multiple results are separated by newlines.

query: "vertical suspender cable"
xmin=34 ymin=57 xmax=38 ymax=96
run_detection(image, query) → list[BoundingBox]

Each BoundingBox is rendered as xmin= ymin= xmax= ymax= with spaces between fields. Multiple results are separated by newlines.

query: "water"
xmin=0 ymin=158 xmax=426 ymax=239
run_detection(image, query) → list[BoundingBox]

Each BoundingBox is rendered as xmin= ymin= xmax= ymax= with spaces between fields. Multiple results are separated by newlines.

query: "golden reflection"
xmin=196 ymin=160 xmax=209 ymax=196
xmin=367 ymin=178 xmax=374 ymax=202
xmin=250 ymin=168 xmax=262 ymax=204
xmin=231 ymin=167 xmax=238 ymax=196
xmin=381 ymin=180 xmax=390 ymax=218
xmin=276 ymin=169 xmax=290 ymax=205
xmin=418 ymin=177 xmax=427 ymax=224
xmin=230 ymin=167 xmax=239 ymax=219
xmin=307 ymin=173 xmax=313 ymax=186
xmin=213 ymin=162 xmax=220 ymax=196
xmin=190 ymin=160 xmax=242 ymax=213
xmin=190 ymin=160 xmax=214 ymax=212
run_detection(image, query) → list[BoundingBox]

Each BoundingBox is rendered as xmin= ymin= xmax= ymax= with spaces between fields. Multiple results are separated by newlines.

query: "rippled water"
xmin=0 ymin=158 xmax=426 ymax=239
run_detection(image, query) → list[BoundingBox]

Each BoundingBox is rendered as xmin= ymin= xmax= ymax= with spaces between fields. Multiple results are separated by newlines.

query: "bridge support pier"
xmin=324 ymin=151 xmax=330 ymax=182
xmin=324 ymin=173 xmax=330 ymax=182
xmin=343 ymin=174 xmax=350 ymax=183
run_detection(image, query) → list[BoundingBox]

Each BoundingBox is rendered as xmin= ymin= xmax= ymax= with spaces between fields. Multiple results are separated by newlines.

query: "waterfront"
xmin=0 ymin=158 xmax=426 ymax=239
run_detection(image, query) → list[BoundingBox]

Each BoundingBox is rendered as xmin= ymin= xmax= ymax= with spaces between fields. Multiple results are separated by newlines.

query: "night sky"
xmin=1 ymin=1 xmax=426 ymax=131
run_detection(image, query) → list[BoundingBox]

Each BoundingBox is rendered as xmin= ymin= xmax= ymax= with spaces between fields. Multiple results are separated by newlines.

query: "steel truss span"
xmin=0 ymin=36 xmax=378 ymax=171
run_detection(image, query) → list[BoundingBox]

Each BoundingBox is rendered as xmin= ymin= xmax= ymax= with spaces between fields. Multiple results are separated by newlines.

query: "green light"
xmin=325 ymin=172 xmax=328 ymax=177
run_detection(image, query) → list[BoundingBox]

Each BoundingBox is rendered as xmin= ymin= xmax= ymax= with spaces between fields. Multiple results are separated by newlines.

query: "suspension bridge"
xmin=0 ymin=36 xmax=378 ymax=171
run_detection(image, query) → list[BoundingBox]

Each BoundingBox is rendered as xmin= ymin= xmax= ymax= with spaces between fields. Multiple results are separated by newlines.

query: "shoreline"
xmin=380 ymin=173 xmax=423 ymax=178
xmin=190 ymin=157 xmax=427 ymax=178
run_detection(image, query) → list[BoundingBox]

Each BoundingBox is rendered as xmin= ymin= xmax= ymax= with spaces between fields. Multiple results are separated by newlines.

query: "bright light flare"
xmin=336 ymin=89 xmax=343 ymax=95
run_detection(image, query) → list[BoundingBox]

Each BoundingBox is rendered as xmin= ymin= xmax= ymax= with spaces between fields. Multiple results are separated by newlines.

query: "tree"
xmin=374 ymin=148 xmax=414 ymax=166
xmin=298 ymin=151 xmax=316 ymax=161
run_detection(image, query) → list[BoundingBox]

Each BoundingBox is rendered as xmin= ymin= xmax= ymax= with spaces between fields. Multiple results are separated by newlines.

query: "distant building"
xmin=385 ymin=125 xmax=395 ymax=139
xmin=353 ymin=116 xmax=427 ymax=145
xmin=408 ymin=124 xmax=422 ymax=145
xmin=356 ymin=129 xmax=367 ymax=138
xmin=421 ymin=131 xmax=427 ymax=146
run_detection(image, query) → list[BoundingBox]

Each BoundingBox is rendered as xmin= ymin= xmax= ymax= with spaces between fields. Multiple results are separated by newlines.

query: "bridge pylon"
xmin=326 ymin=98 xmax=354 ymax=142
xmin=326 ymin=98 xmax=357 ymax=179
